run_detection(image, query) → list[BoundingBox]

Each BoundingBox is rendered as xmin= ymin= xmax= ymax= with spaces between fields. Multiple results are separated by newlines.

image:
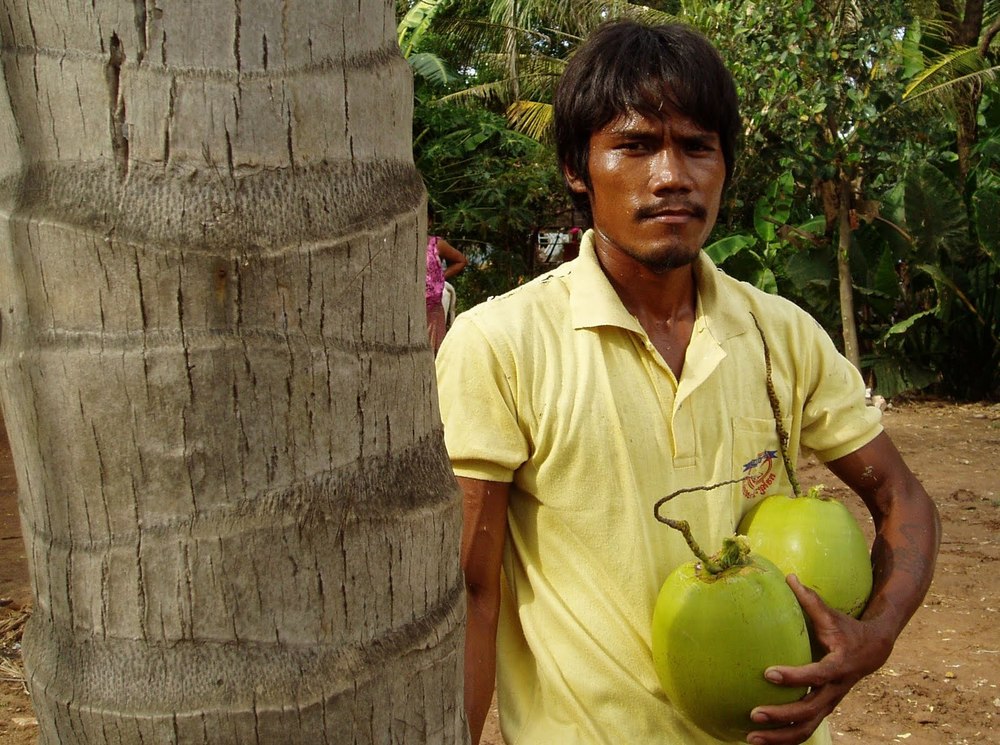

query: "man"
xmin=436 ymin=20 xmax=940 ymax=745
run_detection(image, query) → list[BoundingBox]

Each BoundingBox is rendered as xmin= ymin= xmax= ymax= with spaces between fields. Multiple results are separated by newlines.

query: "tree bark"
xmin=0 ymin=2 xmax=465 ymax=743
xmin=502 ymin=0 xmax=520 ymax=101
xmin=947 ymin=0 xmax=985 ymax=188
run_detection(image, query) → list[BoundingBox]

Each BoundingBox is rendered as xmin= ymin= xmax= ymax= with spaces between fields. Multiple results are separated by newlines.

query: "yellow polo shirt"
xmin=436 ymin=232 xmax=881 ymax=744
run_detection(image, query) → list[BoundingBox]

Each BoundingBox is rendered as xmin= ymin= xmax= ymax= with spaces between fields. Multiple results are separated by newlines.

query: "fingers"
xmin=745 ymin=716 xmax=824 ymax=745
xmin=746 ymin=718 xmax=823 ymax=745
xmin=742 ymin=577 xmax=853 ymax=743
xmin=762 ymin=577 xmax=847 ymax=690
xmin=747 ymin=684 xmax=845 ymax=745
xmin=786 ymin=574 xmax=832 ymax=622
xmin=745 ymin=574 xmax=894 ymax=743
xmin=761 ymin=658 xmax=834 ymax=689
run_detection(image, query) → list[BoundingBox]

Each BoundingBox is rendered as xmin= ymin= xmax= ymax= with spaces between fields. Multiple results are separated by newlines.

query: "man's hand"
xmin=744 ymin=432 xmax=940 ymax=745
xmin=744 ymin=574 xmax=895 ymax=745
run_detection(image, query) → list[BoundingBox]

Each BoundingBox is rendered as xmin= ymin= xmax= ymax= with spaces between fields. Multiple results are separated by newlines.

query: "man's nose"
xmin=649 ymin=146 xmax=693 ymax=191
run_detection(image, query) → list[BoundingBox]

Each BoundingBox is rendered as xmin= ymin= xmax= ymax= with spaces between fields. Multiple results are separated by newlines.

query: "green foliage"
xmin=903 ymin=163 xmax=971 ymax=261
xmin=409 ymin=52 xmax=460 ymax=86
xmin=398 ymin=0 xmax=449 ymax=57
xmin=450 ymin=242 xmax=532 ymax=311
xmin=753 ymin=172 xmax=794 ymax=243
xmin=705 ymin=234 xmax=755 ymax=264
xmin=974 ymin=190 xmax=1000 ymax=265
xmin=685 ymin=0 xmax=930 ymax=226
xmin=398 ymin=0 xmax=461 ymax=86
xmin=903 ymin=45 xmax=1000 ymax=105
xmin=413 ymin=93 xmax=565 ymax=310
xmin=706 ymin=172 xmax=830 ymax=306
xmin=683 ymin=0 xmax=1000 ymax=398
xmin=869 ymin=159 xmax=1000 ymax=400
xmin=400 ymin=0 xmax=1000 ymax=398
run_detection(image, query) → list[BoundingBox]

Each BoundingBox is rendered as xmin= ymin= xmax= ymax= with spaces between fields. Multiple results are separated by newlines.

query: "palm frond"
xmin=437 ymin=79 xmax=514 ymax=105
xmin=514 ymin=59 xmax=567 ymax=100
xmin=916 ymin=17 xmax=953 ymax=40
xmin=397 ymin=0 xmax=448 ymax=57
xmin=506 ymin=99 xmax=554 ymax=141
xmin=408 ymin=52 xmax=459 ymax=86
xmin=446 ymin=17 xmax=556 ymax=49
xmin=420 ymin=0 xmax=683 ymax=136
xmin=904 ymin=46 xmax=989 ymax=98
xmin=904 ymin=64 xmax=1000 ymax=103
xmin=622 ymin=4 xmax=681 ymax=26
xmin=469 ymin=52 xmax=565 ymax=93
xmin=490 ymin=0 xmax=601 ymax=36
xmin=436 ymin=68 xmax=559 ymax=107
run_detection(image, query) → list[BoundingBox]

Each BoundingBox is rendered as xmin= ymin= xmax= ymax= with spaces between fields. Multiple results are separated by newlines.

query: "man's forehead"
xmin=602 ymin=107 xmax=715 ymax=136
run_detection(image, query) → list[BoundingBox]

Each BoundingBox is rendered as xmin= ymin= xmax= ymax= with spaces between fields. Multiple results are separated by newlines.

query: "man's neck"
xmin=594 ymin=243 xmax=698 ymax=322
xmin=594 ymin=244 xmax=698 ymax=378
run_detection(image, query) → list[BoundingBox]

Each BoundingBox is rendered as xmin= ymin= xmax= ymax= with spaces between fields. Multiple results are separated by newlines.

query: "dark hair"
xmin=554 ymin=20 xmax=740 ymax=219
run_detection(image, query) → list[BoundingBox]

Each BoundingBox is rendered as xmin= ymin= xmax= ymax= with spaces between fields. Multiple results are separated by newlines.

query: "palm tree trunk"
xmin=837 ymin=176 xmax=862 ymax=371
xmin=504 ymin=0 xmax=520 ymax=100
xmin=0 ymin=3 xmax=465 ymax=743
xmin=956 ymin=95 xmax=979 ymax=188
xmin=946 ymin=0 xmax=985 ymax=187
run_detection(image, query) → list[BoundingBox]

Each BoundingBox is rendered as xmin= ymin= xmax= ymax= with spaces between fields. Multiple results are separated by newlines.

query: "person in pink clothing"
xmin=426 ymin=215 xmax=468 ymax=353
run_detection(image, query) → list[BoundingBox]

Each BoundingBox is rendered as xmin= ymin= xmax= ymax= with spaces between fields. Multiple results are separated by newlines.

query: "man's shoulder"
xmin=439 ymin=267 xmax=572 ymax=376
xmin=456 ymin=265 xmax=572 ymax=331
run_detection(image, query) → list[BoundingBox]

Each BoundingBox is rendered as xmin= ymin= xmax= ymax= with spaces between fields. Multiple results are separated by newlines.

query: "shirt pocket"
xmin=731 ymin=415 xmax=794 ymax=507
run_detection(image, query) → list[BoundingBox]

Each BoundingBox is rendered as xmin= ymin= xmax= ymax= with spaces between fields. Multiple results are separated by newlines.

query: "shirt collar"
xmin=567 ymin=231 xmax=643 ymax=333
xmin=693 ymin=246 xmax=752 ymax=343
xmin=567 ymin=229 xmax=749 ymax=342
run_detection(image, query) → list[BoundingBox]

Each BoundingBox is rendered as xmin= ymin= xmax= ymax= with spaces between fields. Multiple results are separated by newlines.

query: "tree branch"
xmin=958 ymin=0 xmax=985 ymax=47
xmin=980 ymin=16 xmax=1000 ymax=56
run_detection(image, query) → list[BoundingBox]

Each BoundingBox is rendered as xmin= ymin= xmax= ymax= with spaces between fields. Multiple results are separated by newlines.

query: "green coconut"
xmin=651 ymin=536 xmax=812 ymax=742
xmin=738 ymin=486 xmax=873 ymax=618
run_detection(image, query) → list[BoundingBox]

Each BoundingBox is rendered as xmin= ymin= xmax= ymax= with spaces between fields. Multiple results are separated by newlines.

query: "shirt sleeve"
xmin=798 ymin=318 xmax=883 ymax=463
xmin=435 ymin=313 xmax=529 ymax=482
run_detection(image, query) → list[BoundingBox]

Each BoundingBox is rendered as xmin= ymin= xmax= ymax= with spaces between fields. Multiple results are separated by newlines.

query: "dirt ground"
xmin=1 ymin=400 xmax=998 ymax=744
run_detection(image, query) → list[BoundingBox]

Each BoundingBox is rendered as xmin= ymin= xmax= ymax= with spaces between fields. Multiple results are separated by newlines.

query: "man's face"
xmin=565 ymin=107 xmax=726 ymax=273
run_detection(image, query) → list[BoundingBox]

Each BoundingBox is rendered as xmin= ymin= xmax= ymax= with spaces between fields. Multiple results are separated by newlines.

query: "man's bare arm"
xmin=459 ymin=476 xmax=510 ymax=744
xmin=833 ymin=431 xmax=941 ymax=647
xmin=748 ymin=432 xmax=941 ymax=745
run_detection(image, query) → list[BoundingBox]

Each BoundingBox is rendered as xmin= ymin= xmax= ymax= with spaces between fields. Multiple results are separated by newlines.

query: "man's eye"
xmin=616 ymin=141 xmax=646 ymax=151
xmin=686 ymin=140 xmax=716 ymax=153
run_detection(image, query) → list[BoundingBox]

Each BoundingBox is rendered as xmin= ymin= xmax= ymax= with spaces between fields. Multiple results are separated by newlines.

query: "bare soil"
xmin=2 ymin=401 xmax=999 ymax=744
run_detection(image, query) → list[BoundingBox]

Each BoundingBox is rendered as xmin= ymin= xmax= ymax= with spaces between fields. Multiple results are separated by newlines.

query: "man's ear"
xmin=562 ymin=163 xmax=588 ymax=194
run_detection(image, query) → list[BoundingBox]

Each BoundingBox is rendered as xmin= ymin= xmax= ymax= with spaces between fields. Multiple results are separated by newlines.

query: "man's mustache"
xmin=635 ymin=201 xmax=708 ymax=220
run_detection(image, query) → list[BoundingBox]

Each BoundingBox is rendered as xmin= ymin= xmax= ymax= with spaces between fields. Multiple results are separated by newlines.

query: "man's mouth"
xmin=636 ymin=202 xmax=708 ymax=222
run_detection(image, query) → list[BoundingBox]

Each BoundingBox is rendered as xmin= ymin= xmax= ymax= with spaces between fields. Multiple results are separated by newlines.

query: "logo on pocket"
xmin=742 ymin=450 xmax=778 ymax=499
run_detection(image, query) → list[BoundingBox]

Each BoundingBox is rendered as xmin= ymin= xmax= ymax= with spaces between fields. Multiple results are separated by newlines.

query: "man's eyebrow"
xmin=680 ymin=131 xmax=720 ymax=143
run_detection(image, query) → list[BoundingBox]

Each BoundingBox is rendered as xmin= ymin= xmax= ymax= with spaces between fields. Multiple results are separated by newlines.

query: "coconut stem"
xmin=653 ymin=478 xmax=748 ymax=574
xmin=657 ymin=516 xmax=723 ymax=572
xmin=750 ymin=312 xmax=802 ymax=498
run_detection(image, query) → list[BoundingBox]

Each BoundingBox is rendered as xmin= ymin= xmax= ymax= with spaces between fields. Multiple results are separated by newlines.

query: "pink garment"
xmin=425 ymin=235 xmax=446 ymax=306
xmin=427 ymin=303 xmax=447 ymax=354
